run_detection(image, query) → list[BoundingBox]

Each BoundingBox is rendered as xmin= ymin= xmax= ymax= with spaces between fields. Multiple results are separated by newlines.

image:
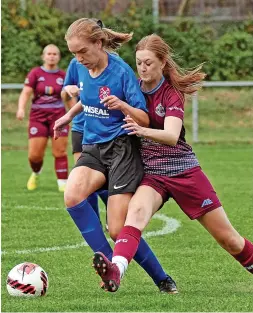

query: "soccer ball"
xmin=6 ymin=262 xmax=48 ymax=297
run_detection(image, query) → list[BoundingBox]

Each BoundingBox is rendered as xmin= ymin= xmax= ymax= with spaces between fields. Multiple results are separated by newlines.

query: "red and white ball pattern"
xmin=6 ymin=262 xmax=48 ymax=297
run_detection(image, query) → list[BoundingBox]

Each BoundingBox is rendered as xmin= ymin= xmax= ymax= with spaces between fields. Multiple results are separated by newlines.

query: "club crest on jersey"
xmin=56 ymin=77 xmax=64 ymax=85
xmin=155 ymin=103 xmax=165 ymax=117
xmin=99 ymin=86 xmax=111 ymax=100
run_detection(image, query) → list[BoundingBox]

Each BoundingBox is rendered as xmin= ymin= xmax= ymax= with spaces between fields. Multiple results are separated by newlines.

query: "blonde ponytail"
xmin=65 ymin=18 xmax=132 ymax=52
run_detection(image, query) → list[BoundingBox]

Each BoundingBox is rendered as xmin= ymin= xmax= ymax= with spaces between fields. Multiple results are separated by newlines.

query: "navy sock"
xmin=87 ymin=193 xmax=100 ymax=220
xmin=133 ymin=238 xmax=167 ymax=285
xmin=97 ymin=190 xmax=109 ymax=207
xmin=67 ymin=199 xmax=112 ymax=260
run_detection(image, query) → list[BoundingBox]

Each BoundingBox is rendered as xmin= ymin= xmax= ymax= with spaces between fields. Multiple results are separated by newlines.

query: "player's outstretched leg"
xmin=93 ymin=252 xmax=120 ymax=292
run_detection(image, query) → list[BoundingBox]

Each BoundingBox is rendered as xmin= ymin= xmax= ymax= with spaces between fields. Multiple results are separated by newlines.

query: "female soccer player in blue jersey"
xmin=54 ymin=19 xmax=177 ymax=293
xmin=61 ymin=58 xmax=109 ymax=226
xmin=93 ymin=34 xmax=253 ymax=292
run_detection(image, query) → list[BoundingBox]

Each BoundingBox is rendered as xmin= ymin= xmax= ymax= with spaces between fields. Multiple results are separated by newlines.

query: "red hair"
xmin=136 ymin=34 xmax=206 ymax=94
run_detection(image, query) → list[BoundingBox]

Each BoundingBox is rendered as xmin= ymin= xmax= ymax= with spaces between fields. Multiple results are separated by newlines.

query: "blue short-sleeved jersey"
xmin=63 ymin=58 xmax=84 ymax=133
xmin=79 ymin=53 xmax=147 ymax=144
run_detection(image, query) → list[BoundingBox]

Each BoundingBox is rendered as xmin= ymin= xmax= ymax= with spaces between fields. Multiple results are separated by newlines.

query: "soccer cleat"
xmin=58 ymin=184 xmax=66 ymax=192
xmin=27 ymin=173 xmax=39 ymax=191
xmin=57 ymin=179 xmax=67 ymax=192
xmin=93 ymin=252 xmax=120 ymax=292
xmin=158 ymin=275 xmax=178 ymax=294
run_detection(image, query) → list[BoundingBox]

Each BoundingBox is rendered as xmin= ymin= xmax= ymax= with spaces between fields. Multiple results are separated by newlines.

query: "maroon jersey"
xmin=25 ymin=66 xmax=65 ymax=108
xmin=140 ymin=78 xmax=199 ymax=176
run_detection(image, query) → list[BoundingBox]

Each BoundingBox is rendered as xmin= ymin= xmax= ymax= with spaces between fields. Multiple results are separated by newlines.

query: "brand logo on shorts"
xmin=115 ymin=239 xmax=128 ymax=244
xmin=99 ymin=86 xmax=111 ymax=100
xmin=201 ymin=198 xmax=213 ymax=208
xmin=155 ymin=103 xmax=165 ymax=117
xmin=56 ymin=77 xmax=64 ymax=85
xmin=113 ymin=183 xmax=128 ymax=190
xmin=245 ymin=264 xmax=253 ymax=270
xmin=30 ymin=127 xmax=38 ymax=135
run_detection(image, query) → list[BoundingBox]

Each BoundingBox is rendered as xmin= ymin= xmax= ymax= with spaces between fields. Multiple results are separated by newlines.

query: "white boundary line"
xmin=1 ymin=205 xmax=180 ymax=255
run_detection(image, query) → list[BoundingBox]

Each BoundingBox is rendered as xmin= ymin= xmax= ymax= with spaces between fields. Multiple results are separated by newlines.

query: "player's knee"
xmin=28 ymin=155 xmax=43 ymax=163
xmin=64 ymin=185 xmax=82 ymax=208
xmin=52 ymin=150 xmax=67 ymax=158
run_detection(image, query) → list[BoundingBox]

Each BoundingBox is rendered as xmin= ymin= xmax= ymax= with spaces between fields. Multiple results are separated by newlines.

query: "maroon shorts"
xmin=28 ymin=109 xmax=69 ymax=139
xmin=140 ymin=166 xmax=221 ymax=220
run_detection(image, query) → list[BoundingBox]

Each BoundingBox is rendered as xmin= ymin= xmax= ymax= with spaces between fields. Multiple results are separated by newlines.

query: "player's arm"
xmin=122 ymin=116 xmax=182 ymax=146
xmin=101 ymin=96 xmax=149 ymax=127
xmin=53 ymin=101 xmax=83 ymax=140
xmin=120 ymin=102 xmax=149 ymax=127
xmin=66 ymin=100 xmax=83 ymax=119
xmin=16 ymin=86 xmax=33 ymax=120
xmin=61 ymin=88 xmax=78 ymax=110
xmin=101 ymin=68 xmax=149 ymax=127
xmin=61 ymin=59 xmax=80 ymax=108
xmin=61 ymin=85 xmax=80 ymax=101
xmin=121 ymin=68 xmax=149 ymax=127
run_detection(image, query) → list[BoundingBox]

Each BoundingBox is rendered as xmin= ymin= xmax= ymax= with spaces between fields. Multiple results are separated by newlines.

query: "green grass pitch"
xmin=1 ymin=90 xmax=253 ymax=312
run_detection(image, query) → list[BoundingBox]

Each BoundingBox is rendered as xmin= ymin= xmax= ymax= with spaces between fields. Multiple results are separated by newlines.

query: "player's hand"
xmin=100 ymin=95 xmax=126 ymax=111
xmin=122 ymin=115 xmax=147 ymax=137
xmin=64 ymin=85 xmax=80 ymax=98
xmin=53 ymin=114 xmax=72 ymax=140
xmin=16 ymin=108 xmax=25 ymax=120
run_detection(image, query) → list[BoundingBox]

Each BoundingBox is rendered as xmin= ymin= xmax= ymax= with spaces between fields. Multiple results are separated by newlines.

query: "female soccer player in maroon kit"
xmin=92 ymin=34 xmax=253 ymax=292
xmin=16 ymin=44 xmax=69 ymax=192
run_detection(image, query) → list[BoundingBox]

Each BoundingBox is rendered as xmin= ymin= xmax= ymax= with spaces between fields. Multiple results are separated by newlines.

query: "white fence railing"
xmin=2 ymin=81 xmax=253 ymax=143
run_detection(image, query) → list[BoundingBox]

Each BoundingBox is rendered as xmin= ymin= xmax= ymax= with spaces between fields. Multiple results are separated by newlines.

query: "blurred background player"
xmin=54 ymin=18 xmax=177 ymax=293
xmin=61 ymin=57 xmax=109 ymax=227
xmin=93 ymin=34 xmax=253 ymax=292
xmin=16 ymin=44 xmax=69 ymax=192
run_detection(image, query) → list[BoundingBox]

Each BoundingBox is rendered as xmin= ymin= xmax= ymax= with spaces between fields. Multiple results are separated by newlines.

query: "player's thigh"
xmin=198 ymin=206 xmax=244 ymax=252
xmin=51 ymin=136 xmax=68 ymax=157
xmin=64 ymin=166 xmax=106 ymax=207
xmin=125 ymin=185 xmax=163 ymax=231
xmin=108 ymin=135 xmax=144 ymax=195
xmin=28 ymin=120 xmax=48 ymax=160
xmin=28 ymin=137 xmax=48 ymax=160
xmin=107 ymin=193 xmax=133 ymax=241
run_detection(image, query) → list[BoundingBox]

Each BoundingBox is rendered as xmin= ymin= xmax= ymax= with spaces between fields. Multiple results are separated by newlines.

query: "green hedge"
xmin=1 ymin=0 xmax=253 ymax=82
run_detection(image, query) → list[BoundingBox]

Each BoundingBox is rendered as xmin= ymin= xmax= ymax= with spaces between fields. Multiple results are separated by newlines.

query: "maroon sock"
xmin=29 ymin=159 xmax=43 ymax=173
xmin=113 ymin=225 xmax=141 ymax=263
xmin=55 ymin=156 xmax=68 ymax=179
xmin=232 ymin=238 xmax=253 ymax=274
